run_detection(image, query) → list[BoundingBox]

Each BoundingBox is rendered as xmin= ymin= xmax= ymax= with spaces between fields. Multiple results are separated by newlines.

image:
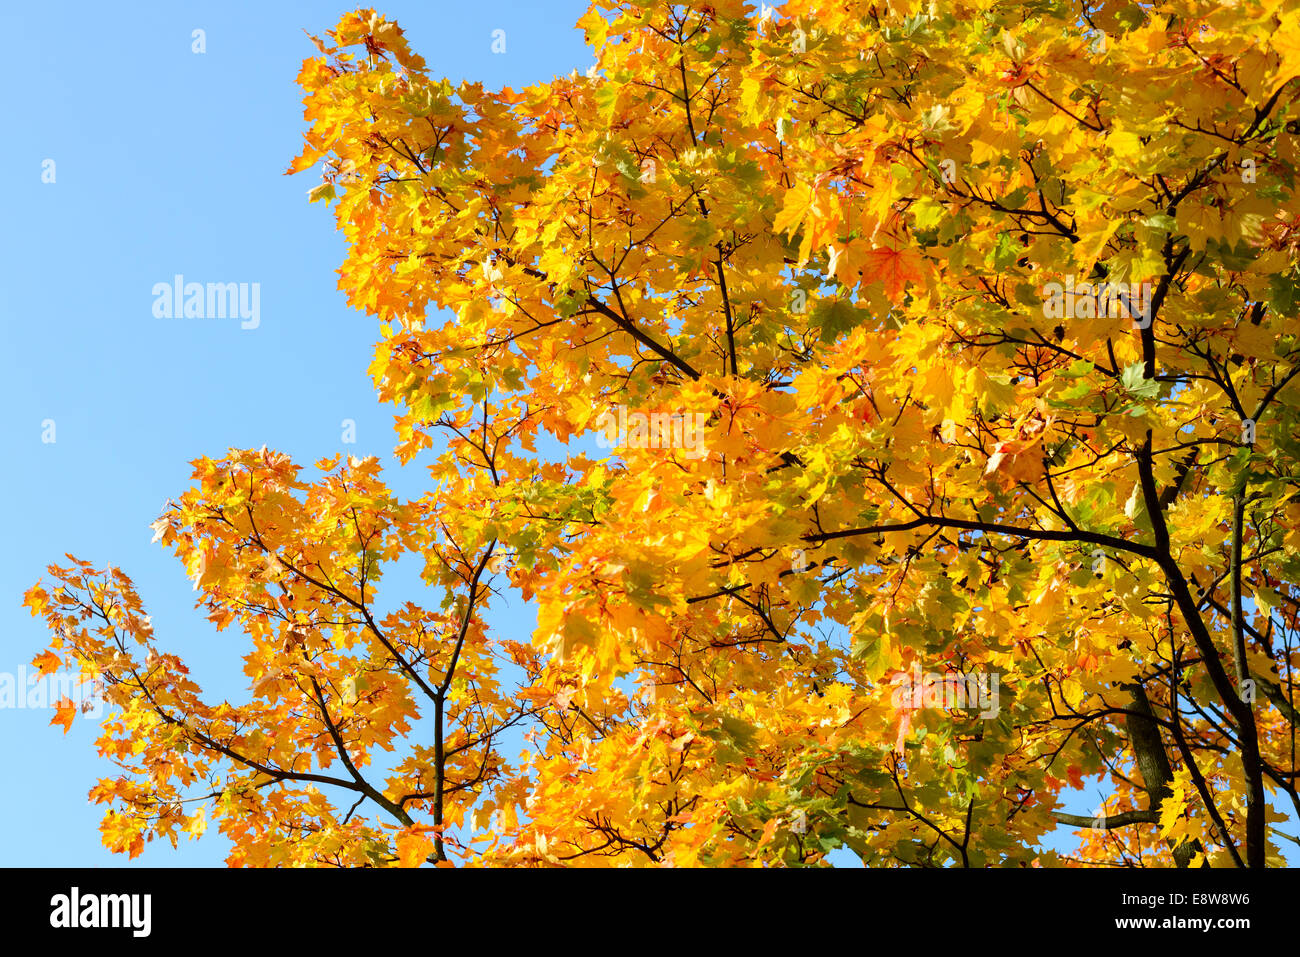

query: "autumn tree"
xmin=26 ymin=0 xmax=1300 ymax=867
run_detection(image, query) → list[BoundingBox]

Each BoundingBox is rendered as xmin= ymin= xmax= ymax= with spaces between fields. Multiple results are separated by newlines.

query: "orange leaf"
xmin=862 ymin=245 xmax=925 ymax=301
xmin=31 ymin=649 xmax=62 ymax=676
xmin=50 ymin=697 xmax=76 ymax=734
xmin=394 ymin=829 xmax=436 ymax=867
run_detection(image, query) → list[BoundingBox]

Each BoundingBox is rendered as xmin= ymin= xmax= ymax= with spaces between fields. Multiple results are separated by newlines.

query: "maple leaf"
xmin=50 ymin=697 xmax=77 ymax=734
xmin=149 ymin=517 xmax=169 ymax=544
xmin=31 ymin=649 xmax=62 ymax=676
xmin=394 ymin=829 xmax=437 ymax=868
xmin=861 ymin=245 xmax=925 ymax=301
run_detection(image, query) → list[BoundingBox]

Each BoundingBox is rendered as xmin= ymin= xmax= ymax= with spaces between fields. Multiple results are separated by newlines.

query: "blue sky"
xmin=0 ymin=0 xmax=1288 ymax=868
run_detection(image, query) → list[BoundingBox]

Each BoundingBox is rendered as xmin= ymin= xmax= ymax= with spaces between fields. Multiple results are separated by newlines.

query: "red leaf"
xmin=862 ymin=246 xmax=925 ymax=301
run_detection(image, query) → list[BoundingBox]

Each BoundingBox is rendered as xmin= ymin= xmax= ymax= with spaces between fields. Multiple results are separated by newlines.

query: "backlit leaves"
xmin=24 ymin=0 xmax=1300 ymax=867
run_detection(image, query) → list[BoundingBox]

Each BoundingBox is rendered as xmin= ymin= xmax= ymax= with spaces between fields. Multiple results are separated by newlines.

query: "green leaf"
xmin=1120 ymin=362 xmax=1159 ymax=400
xmin=813 ymin=298 xmax=865 ymax=344
xmin=1268 ymin=272 xmax=1299 ymax=316
xmin=1141 ymin=213 xmax=1177 ymax=232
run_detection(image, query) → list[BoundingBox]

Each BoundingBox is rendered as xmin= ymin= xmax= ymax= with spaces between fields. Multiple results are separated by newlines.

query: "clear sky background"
xmin=1 ymin=0 xmax=1290 ymax=868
